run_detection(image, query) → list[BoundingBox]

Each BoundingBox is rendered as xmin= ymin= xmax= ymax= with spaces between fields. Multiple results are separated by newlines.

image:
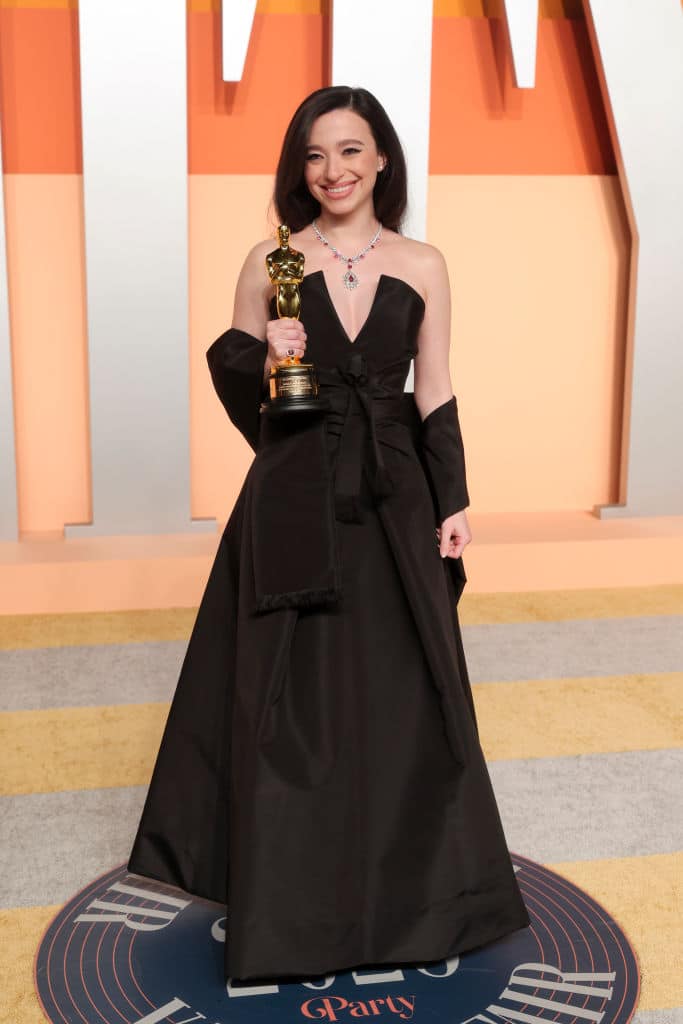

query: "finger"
xmin=448 ymin=539 xmax=465 ymax=559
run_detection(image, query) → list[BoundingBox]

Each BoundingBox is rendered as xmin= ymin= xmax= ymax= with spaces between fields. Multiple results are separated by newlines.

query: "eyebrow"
xmin=306 ymin=138 xmax=366 ymax=151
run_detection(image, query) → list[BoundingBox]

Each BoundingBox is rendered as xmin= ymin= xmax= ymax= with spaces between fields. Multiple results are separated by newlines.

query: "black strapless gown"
xmin=127 ymin=270 xmax=530 ymax=981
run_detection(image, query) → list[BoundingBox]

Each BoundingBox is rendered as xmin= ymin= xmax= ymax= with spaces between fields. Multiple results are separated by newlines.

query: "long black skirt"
xmin=128 ymin=461 xmax=529 ymax=982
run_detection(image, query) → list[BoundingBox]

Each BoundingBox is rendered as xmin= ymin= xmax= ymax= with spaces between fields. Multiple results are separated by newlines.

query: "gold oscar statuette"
xmin=263 ymin=224 xmax=326 ymax=416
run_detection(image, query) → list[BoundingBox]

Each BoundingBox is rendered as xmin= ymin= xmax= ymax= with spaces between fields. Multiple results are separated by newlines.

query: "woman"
xmin=128 ymin=86 xmax=529 ymax=982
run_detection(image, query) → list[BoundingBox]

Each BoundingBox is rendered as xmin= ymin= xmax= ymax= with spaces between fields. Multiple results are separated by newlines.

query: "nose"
xmin=324 ymin=154 xmax=344 ymax=182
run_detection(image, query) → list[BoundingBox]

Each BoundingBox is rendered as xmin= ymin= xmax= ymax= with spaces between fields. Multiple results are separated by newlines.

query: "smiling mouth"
xmin=321 ymin=182 xmax=357 ymax=197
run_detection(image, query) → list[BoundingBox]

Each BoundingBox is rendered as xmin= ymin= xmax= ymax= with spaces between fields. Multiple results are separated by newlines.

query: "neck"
xmin=314 ymin=206 xmax=380 ymax=245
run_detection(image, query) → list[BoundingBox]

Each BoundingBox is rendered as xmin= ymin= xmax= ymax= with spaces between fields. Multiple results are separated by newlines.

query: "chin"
xmin=317 ymin=195 xmax=366 ymax=216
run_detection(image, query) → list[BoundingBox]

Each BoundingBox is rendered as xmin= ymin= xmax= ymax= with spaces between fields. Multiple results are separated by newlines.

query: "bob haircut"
xmin=273 ymin=86 xmax=408 ymax=233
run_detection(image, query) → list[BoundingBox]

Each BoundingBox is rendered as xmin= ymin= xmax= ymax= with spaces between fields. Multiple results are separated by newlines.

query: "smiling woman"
xmin=127 ymin=85 xmax=530 ymax=984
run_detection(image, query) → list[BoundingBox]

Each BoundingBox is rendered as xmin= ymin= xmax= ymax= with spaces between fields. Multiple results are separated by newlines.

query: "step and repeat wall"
xmin=0 ymin=0 xmax=681 ymax=539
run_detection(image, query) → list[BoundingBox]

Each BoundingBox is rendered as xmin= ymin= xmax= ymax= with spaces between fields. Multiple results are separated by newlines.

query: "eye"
xmin=305 ymin=153 xmax=323 ymax=162
xmin=342 ymin=147 xmax=361 ymax=156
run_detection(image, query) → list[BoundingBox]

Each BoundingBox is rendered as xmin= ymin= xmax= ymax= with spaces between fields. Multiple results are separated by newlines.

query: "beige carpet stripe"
xmin=0 ymin=904 xmax=59 ymax=1024
xmin=548 ymin=852 xmax=682 ymax=1011
xmin=2 ymin=673 xmax=680 ymax=796
xmin=1 ymin=585 xmax=682 ymax=649
xmin=476 ymin=673 xmax=682 ymax=761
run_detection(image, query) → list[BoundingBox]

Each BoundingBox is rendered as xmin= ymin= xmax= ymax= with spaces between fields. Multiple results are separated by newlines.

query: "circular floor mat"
xmin=35 ymin=853 xmax=639 ymax=1023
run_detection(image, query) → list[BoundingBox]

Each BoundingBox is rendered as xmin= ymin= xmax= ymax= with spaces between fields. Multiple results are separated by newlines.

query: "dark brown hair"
xmin=273 ymin=86 xmax=408 ymax=233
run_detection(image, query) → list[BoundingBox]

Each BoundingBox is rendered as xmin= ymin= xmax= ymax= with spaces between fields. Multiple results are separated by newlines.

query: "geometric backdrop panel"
xmin=588 ymin=0 xmax=683 ymax=516
xmin=66 ymin=0 xmax=212 ymax=537
xmin=0 ymin=104 xmax=18 ymax=540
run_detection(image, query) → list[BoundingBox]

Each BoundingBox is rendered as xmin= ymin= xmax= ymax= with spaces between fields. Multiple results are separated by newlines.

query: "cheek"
xmin=303 ymin=163 xmax=318 ymax=188
xmin=359 ymin=155 xmax=378 ymax=180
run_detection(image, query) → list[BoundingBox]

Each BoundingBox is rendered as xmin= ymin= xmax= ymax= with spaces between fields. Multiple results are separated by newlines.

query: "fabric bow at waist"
xmin=250 ymin=353 xmax=404 ymax=613
xmin=318 ymin=353 xmax=403 ymax=524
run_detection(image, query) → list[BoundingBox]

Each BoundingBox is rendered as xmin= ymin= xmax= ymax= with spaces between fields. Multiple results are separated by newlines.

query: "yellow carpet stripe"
xmin=462 ymin=583 xmax=683 ymax=625
xmin=0 ymin=607 xmax=197 ymax=650
xmin=548 ymin=852 xmax=682 ymax=1011
xmin=476 ymin=673 xmax=682 ymax=761
xmin=0 ymin=905 xmax=59 ymax=1024
xmin=2 ymin=673 xmax=680 ymax=796
xmin=1 ymin=585 xmax=681 ymax=649
xmin=0 ymin=702 xmax=168 ymax=796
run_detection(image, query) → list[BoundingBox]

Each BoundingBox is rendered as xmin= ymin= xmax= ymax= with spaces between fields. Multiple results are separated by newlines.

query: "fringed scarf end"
xmin=255 ymin=585 xmax=342 ymax=614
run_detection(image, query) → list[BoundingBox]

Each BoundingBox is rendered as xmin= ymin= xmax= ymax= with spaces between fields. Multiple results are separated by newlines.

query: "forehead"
xmin=307 ymin=108 xmax=374 ymax=147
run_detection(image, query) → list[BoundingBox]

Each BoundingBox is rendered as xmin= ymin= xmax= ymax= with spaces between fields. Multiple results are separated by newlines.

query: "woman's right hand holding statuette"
xmin=265 ymin=316 xmax=307 ymax=366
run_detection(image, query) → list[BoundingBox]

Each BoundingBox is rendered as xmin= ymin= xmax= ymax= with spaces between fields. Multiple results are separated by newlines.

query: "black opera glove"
xmin=420 ymin=395 xmax=470 ymax=522
xmin=206 ymin=327 xmax=268 ymax=453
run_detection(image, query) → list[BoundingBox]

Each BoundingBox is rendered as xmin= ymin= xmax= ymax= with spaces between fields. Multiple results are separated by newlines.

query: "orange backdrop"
xmin=0 ymin=0 xmax=625 ymax=533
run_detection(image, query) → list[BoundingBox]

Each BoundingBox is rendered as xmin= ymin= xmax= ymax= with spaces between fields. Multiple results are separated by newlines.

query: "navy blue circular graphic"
xmin=35 ymin=854 xmax=639 ymax=1024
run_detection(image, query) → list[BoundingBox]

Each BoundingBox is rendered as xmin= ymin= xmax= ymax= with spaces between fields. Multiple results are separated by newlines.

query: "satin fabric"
xmin=127 ymin=270 xmax=530 ymax=981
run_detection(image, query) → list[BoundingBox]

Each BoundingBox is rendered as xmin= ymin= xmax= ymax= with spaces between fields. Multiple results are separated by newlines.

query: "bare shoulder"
xmin=242 ymin=236 xmax=279 ymax=273
xmin=235 ymin=236 xmax=279 ymax=297
xmin=381 ymin=232 xmax=449 ymax=298
xmin=395 ymin=236 xmax=447 ymax=270
xmin=232 ymin=236 xmax=277 ymax=333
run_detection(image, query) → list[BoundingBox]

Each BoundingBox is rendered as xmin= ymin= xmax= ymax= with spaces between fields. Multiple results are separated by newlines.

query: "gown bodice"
xmin=267 ymin=270 xmax=427 ymax=527
xmin=269 ymin=269 xmax=426 ymax=396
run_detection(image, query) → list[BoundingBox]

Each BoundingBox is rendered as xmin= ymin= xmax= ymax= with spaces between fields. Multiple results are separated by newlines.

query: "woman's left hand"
xmin=436 ymin=509 xmax=472 ymax=559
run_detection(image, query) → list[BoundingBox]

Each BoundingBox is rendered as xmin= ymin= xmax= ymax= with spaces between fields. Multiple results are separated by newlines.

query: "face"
xmin=303 ymin=108 xmax=386 ymax=217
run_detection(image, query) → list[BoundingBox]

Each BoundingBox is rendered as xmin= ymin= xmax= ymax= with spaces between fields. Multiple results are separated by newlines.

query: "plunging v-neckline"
xmin=312 ymin=269 xmax=386 ymax=346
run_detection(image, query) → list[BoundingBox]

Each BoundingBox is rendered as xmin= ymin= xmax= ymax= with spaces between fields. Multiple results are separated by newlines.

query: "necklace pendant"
xmin=343 ymin=267 xmax=359 ymax=290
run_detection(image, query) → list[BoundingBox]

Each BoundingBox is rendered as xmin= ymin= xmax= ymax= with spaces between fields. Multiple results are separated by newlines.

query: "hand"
xmin=265 ymin=317 xmax=307 ymax=365
xmin=435 ymin=509 xmax=471 ymax=559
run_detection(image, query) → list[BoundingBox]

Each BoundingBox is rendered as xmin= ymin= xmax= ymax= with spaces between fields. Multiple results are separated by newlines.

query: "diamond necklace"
xmin=311 ymin=219 xmax=382 ymax=290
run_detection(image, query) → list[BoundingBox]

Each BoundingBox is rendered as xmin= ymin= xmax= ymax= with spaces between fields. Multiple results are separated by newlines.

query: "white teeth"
xmin=325 ymin=184 xmax=354 ymax=194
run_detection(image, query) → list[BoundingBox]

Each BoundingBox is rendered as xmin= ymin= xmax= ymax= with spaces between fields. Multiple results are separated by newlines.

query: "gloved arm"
xmin=420 ymin=395 xmax=470 ymax=521
xmin=206 ymin=327 xmax=269 ymax=453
